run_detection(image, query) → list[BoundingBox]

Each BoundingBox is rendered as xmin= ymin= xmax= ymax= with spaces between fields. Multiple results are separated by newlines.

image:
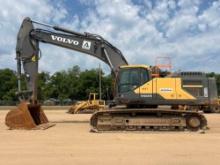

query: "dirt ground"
xmin=0 ymin=109 xmax=220 ymax=165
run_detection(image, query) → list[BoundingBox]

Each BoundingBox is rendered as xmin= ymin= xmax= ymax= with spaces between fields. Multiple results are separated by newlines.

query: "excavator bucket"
xmin=5 ymin=101 xmax=55 ymax=130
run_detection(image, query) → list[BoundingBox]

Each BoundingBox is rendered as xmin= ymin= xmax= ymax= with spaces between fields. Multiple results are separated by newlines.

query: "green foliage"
xmin=43 ymin=66 xmax=113 ymax=101
xmin=0 ymin=69 xmax=17 ymax=101
xmin=0 ymin=66 xmax=113 ymax=103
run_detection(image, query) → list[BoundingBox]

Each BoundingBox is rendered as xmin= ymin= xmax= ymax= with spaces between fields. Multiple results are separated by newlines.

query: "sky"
xmin=0 ymin=0 xmax=220 ymax=74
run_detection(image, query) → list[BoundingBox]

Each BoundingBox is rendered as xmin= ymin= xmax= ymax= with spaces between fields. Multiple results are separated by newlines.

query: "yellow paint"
xmin=120 ymin=64 xmax=149 ymax=69
xmin=134 ymin=78 xmax=196 ymax=100
xmin=31 ymin=55 xmax=37 ymax=62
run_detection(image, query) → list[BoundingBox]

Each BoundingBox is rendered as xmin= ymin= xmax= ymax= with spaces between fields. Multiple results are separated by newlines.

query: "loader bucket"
xmin=5 ymin=101 xmax=55 ymax=130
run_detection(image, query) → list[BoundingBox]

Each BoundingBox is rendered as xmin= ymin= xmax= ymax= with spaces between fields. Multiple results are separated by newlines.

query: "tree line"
xmin=0 ymin=67 xmax=220 ymax=105
xmin=0 ymin=66 xmax=113 ymax=104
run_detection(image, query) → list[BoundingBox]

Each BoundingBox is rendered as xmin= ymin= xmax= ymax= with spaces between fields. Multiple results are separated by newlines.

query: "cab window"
xmin=118 ymin=68 xmax=149 ymax=93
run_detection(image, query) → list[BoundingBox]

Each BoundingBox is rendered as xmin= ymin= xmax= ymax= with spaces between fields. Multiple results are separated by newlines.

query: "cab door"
xmin=138 ymin=68 xmax=152 ymax=98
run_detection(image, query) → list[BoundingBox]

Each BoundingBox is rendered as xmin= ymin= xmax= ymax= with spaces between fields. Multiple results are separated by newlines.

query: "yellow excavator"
xmin=68 ymin=93 xmax=105 ymax=114
xmin=6 ymin=17 xmax=213 ymax=131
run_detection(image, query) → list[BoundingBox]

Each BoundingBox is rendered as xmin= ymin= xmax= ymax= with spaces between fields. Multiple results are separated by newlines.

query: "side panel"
xmin=134 ymin=78 xmax=196 ymax=100
xmin=155 ymin=78 xmax=177 ymax=99
xmin=175 ymin=78 xmax=197 ymax=100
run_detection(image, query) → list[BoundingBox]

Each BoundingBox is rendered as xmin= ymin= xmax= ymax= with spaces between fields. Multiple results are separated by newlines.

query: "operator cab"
xmin=116 ymin=65 xmax=151 ymax=105
xmin=118 ymin=65 xmax=150 ymax=94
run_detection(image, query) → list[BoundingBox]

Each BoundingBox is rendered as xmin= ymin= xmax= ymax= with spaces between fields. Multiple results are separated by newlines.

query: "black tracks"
xmin=90 ymin=109 xmax=207 ymax=132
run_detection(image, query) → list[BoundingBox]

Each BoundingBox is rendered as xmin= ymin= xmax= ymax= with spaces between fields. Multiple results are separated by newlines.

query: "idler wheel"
xmin=186 ymin=116 xmax=201 ymax=131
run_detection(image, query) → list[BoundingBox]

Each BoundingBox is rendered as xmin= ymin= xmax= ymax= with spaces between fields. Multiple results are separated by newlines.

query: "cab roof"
xmin=120 ymin=64 xmax=150 ymax=69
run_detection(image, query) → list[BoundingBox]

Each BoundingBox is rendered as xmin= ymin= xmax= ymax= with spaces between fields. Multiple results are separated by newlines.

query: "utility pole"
xmin=99 ymin=63 xmax=102 ymax=100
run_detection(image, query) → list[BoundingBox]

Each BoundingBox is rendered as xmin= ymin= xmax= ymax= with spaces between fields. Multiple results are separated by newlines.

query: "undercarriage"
xmin=90 ymin=108 xmax=207 ymax=132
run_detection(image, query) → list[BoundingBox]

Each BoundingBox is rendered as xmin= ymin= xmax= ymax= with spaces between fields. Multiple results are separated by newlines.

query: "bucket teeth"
xmin=5 ymin=101 xmax=55 ymax=130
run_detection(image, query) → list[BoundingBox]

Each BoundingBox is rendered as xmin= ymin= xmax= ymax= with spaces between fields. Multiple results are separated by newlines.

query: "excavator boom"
xmin=16 ymin=17 xmax=128 ymax=102
xmin=6 ymin=17 xmax=128 ymax=130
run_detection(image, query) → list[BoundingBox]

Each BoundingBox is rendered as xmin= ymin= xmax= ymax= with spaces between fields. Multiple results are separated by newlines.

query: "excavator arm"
xmin=5 ymin=17 xmax=128 ymax=130
xmin=16 ymin=17 xmax=128 ymax=102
